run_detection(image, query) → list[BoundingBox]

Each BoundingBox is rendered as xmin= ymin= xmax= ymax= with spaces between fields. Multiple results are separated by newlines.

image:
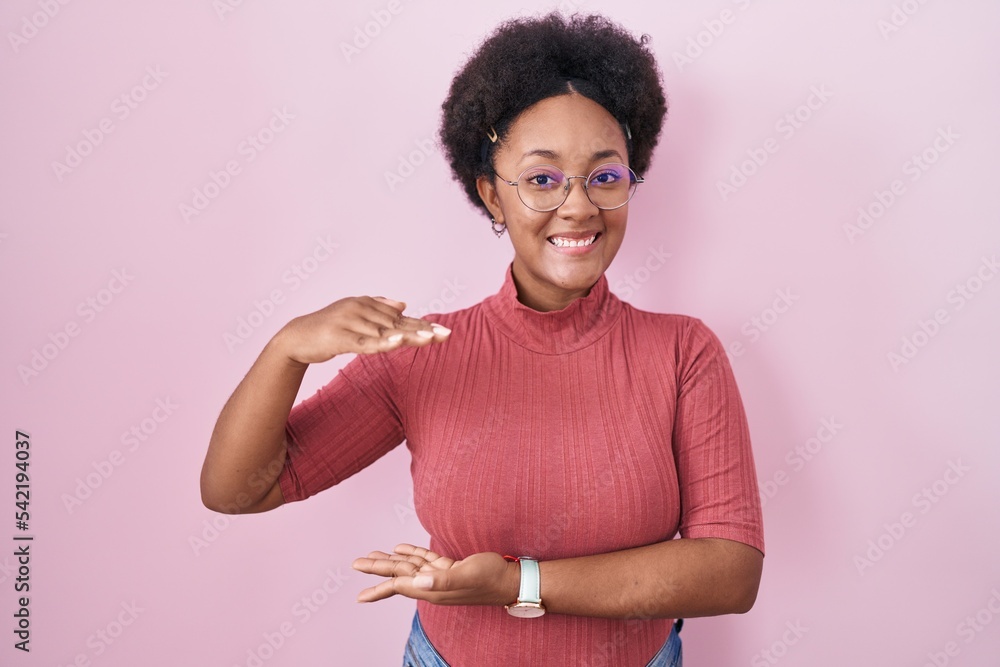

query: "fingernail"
xmin=413 ymin=575 xmax=433 ymax=590
xmin=431 ymin=324 xmax=451 ymax=335
xmin=387 ymin=333 xmax=404 ymax=343
xmin=415 ymin=330 xmax=434 ymax=339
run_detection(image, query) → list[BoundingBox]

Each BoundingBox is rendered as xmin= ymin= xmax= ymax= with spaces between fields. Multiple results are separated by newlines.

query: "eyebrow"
xmin=518 ymin=148 xmax=623 ymax=165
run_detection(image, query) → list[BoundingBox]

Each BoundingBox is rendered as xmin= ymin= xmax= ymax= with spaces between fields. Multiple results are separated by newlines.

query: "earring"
xmin=491 ymin=217 xmax=507 ymax=238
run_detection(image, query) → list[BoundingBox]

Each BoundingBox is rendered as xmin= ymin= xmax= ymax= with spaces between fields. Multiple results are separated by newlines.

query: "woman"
xmin=201 ymin=12 xmax=764 ymax=666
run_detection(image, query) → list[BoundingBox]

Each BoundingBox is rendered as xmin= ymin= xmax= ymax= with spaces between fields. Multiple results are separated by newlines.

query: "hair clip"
xmin=487 ymin=126 xmax=498 ymax=143
xmin=623 ymin=122 xmax=632 ymax=141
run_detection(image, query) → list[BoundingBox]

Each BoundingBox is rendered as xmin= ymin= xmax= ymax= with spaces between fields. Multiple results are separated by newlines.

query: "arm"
xmin=200 ymin=296 xmax=451 ymax=514
xmin=199 ymin=328 xmax=306 ymax=514
xmin=534 ymin=536 xmax=762 ymax=618
xmin=353 ymin=537 xmax=762 ymax=619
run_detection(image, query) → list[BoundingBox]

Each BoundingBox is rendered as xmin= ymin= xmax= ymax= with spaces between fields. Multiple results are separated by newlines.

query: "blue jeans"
xmin=402 ymin=611 xmax=683 ymax=666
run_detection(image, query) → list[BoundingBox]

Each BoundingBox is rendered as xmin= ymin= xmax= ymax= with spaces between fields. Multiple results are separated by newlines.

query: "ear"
xmin=476 ymin=175 xmax=505 ymax=224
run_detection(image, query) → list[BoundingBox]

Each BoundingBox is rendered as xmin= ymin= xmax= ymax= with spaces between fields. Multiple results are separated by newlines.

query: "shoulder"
xmin=617 ymin=303 xmax=732 ymax=371
xmin=619 ymin=302 xmax=715 ymax=342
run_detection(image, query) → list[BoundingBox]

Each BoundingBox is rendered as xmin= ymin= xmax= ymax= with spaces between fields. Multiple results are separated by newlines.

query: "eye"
xmin=589 ymin=166 xmax=625 ymax=187
xmin=521 ymin=167 xmax=564 ymax=190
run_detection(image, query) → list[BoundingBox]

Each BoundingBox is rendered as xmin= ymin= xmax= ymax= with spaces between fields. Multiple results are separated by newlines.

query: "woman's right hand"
xmin=274 ymin=296 xmax=451 ymax=366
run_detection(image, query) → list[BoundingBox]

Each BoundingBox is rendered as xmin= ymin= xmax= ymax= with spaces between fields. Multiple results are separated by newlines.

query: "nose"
xmin=557 ymin=176 xmax=599 ymax=220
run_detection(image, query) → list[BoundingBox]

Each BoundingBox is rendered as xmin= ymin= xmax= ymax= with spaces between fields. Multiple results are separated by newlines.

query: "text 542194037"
xmin=14 ymin=430 xmax=32 ymax=653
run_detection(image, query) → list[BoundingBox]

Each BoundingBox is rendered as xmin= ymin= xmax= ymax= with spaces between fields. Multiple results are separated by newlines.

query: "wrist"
xmin=269 ymin=323 xmax=310 ymax=370
xmin=502 ymin=556 xmax=546 ymax=618
xmin=501 ymin=558 xmax=521 ymax=606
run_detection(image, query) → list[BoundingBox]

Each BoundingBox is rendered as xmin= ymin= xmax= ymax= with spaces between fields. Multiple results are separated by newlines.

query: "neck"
xmin=510 ymin=260 xmax=595 ymax=312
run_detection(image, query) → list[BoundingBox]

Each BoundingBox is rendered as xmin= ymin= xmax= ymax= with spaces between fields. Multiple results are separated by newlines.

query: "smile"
xmin=548 ymin=233 xmax=600 ymax=248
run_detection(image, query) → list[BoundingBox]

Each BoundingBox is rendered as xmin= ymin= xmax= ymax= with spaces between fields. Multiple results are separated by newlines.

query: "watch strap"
xmin=517 ymin=557 xmax=541 ymax=604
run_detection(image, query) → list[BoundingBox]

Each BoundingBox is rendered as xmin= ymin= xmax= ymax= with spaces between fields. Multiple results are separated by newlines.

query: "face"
xmin=476 ymin=93 xmax=632 ymax=312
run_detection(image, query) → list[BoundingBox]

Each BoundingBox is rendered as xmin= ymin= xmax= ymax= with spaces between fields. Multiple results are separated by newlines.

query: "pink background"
xmin=3 ymin=1 xmax=999 ymax=665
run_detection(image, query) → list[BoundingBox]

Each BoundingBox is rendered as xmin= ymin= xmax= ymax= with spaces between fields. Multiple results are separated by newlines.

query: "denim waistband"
xmin=402 ymin=612 xmax=449 ymax=667
xmin=402 ymin=611 xmax=683 ymax=667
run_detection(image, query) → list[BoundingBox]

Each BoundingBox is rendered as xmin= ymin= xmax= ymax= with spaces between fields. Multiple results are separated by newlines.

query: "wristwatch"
xmin=504 ymin=556 xmax=546 ymax=618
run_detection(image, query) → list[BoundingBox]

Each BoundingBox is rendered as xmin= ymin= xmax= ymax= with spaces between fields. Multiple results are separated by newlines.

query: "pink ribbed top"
xmin=278 ymin=263 xmax=765 ymax=666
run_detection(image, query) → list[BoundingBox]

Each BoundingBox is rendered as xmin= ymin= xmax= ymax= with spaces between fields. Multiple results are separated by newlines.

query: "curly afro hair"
xmin=439 ymin=12 xmax=668 ymax=219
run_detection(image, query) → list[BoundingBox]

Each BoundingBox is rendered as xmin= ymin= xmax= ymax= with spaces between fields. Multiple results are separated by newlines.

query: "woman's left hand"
xmin=352 ymin=543 xmax=517 ymax=606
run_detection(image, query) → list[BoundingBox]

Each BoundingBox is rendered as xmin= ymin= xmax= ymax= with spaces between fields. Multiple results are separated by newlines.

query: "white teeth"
xmin=549 ymin=234 xmax=598 ymax=248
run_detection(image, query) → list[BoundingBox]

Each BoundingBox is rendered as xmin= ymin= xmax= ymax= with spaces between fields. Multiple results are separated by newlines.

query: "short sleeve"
xmin=277 ymin=349 xmax=409 ymax=503
xmin=673 ymin=318 xmax=765 ymax=555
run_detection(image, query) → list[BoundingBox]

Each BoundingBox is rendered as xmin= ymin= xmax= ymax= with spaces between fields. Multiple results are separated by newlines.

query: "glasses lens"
xmin=586 ymin=163 xmax=637 ymax=209
xmin=517 ymin=165 xmax=566 ymax=211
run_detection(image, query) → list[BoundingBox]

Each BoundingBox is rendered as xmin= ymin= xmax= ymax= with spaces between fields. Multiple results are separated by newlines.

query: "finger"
xmin=376 ymin=325 xmax=451 ymax=350
xmin=373 ymin=553 xmax=432 ymax=570
xmin=394 ymin=544 xmax=444 ymax=562
xmin=392 ymin=316 xmax=451 ymax=334
xmin=372 ymin=296 xmax=407 ymax=310
xmin=364 ymin=296 xmax=407 ymax=318
xmin=352 ymin=557 xmax=419 ymax=578
xmin=374 ymin=316 xmax=452 ymax=343
xmin=355 ymin=299 xmax=409 ymax=332
xmin=340 ymin=322 xmax=432 ymax=354
xmin=413 ymin=562 xmax=469 ymax=592
xmin=357 ymin=577 xmax=404 ymax=603
xmin=354 ymin=300 xmax=449 ymax=338
xmin=386 ymin=553 xmax=431 ymax=568
xmin=349 ymin=313 xmax=451 ymax=349
xmin=412 ymin=571 xmax=447 ymax=591
xmin=360 ymin=299 xmax=450 ymax=341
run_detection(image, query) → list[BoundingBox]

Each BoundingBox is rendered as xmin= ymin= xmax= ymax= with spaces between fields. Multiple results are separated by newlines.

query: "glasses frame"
xmin=494 ymin=162 xmax=645 ymax=212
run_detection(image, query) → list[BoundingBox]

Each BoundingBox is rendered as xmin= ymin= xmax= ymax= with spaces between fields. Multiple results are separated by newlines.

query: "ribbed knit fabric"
xmin=278 ymin=262 xmax=765 ymax=666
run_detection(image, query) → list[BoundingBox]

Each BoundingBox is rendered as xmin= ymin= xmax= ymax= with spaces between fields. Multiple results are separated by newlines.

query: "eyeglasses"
xmin=494 ymin=162 xmax=644 ymax=212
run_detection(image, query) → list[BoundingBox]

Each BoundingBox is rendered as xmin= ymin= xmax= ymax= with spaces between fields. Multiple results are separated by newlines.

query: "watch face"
xmin=506 ymin=603 xmax=546 ymax=618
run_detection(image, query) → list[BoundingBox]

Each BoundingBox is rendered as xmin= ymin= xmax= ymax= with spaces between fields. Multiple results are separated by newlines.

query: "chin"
xmin=546 ymin=262 xmax=605 ymax=289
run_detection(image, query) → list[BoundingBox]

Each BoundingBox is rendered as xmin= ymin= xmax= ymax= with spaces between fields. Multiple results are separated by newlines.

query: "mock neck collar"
xmin=481 ymin=263 xmax=623 ymax=354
